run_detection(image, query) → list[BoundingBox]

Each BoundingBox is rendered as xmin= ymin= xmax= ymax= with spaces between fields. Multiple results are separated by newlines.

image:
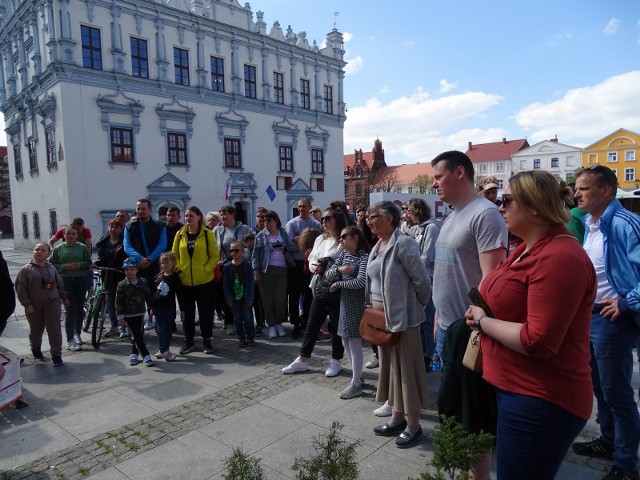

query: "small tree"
xmin=223 ymin=447 xmax=265 ymax=480
xmin=415 ymin=416 xmax=494 ymax=480
xmin=369 ymin=169 xmax=399 ymax=193
xmin=413 ymin=174 xmax=434 ymax=194
xmin=291 ymin=421 xmax=361 ymax=480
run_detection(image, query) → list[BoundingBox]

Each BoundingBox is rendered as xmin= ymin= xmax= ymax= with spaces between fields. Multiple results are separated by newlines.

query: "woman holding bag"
xmin=366 ymin=201 xmax=431 ymax=449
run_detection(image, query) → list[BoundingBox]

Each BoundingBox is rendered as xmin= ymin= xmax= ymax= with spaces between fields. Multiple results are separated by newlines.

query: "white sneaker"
xmin=143 ymin=319 xmax=155 ymax=330
xmin=374 ymin=401 xmax=392 ymax=417
xmin=276 ymin=324 xmax=287 ymax=337
xmin=143 ymin=355 xmax=154 ymax=367
xmin=163 ymin=350 xmax=177 ymax=362
xmin=325 ymin=359 xmax=341 ymax=377
xmin=268 ymin=326 xmax=277 ymax=339
xmin=73 ymin=334 xmax=84 ymax=345
xmin=154 ymin=351 xmax=164 ymax=359
xmin=282 ymin=357 xmax=309 ymax=374
xmin=67 ymin=340 xmax=82 ymax=351
xmin=365 ymin=355 xmax=379 ymax=369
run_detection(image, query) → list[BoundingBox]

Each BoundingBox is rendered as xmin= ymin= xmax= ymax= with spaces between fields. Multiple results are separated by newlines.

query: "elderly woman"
xmin=465 ymin=171 xmax=596 ymax=479
xmin=366 ymin=201 xmax=431 ymax=448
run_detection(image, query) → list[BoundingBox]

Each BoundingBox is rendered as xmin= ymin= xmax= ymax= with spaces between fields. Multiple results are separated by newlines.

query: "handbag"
xmin=462 ymin=330 xmax=483 ymax=373
xmin=359 ymin=307 xmax=401 ymax=346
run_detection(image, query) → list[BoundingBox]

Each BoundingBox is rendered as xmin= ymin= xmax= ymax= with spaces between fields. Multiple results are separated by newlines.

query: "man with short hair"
xmin=285 ymin=198 xmax=320 ymax=338
xmin=477 ymin=176 xmax=500 ymax=205
xmin=123 ymin=199 xmax=167 ymax=330
xmin=431 ymin=150 xmax=507 ymax=479
xmin=165 ymin=207 xmax=183 ymax=252
xmin=571 ymin=165 xmax=640 ymax=480
xmin=116 ymin=210 xmax=130 ymax=224
xmin=310 ymin=206 xmax=322 ymax=222
xmin=252 ymin=207 xmax=268 ymax=234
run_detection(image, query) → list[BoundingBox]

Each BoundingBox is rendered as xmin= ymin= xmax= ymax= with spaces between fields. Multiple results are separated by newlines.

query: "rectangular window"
xmin=612 ymin=169 xmax=618 ymax=177
xmin=310 ymin=178 xmax=325 ymax=192
xmin=211 ymin=56 xmax=225 ymax=92
xmin=311 ymin=148 xmax=324 ymax=174
xmin=13 ymin=144 xmax=22 ymax=177
xmin=608 ymin=152 xmax=618 ymax=163
xmin=32 ymin=211 xmax=40 ymax=239
xmin=276 ymin=176 xmax=293 ymax=190
xmin=110 ymin=127 xmax=134 ymax=163
xmin=167 ymin=132 xmax=188 ymax=165
xmin=497 ymin=179 xmax=504 ymax=189
xmin=533 ymin=159 xmax=541 ymax=169
xmin=21 ymin=213 xmax=28 ymax=239
xmin=81 ymin=25 xmax=102 ymax=70
xmin=626 ymin=150 xmax=636 ymax=162
xmin=174 ymin=47 xmax=189 ymax=86
xmin=625 ymin=168 xmax=635 ymax=181
xmin=477 ymin=164 xmax=487 ymax=173
xmin=244 ymin=65 xmax=257 ymax=98
xmin=274 ymin=72 xmax=284 ymax=104
xmin=300 ymin=79 xmax=310 ymax=109
xmin=344 ymin=184 xmax=349 ymax=197
xmin=46 ymin=127 xmax=56 ymax=166
xmin=355 ymin=183 xmax=362 ymax=196
xmin=324 ymin=85 xmax=333 ymax=114
xmin=588 ymin=153 xmax=598 ymax=165
xmin=279 ymin=145 xmax=293 ymax=172
xmin=28 ymin=138 xmax=38 ymax=172
xmin=224 ymin=138 xmax=241 ymax=168
xmin=49 ymin=208 xmax=58 ymax=237
xmin=131 ymin=37 xmax=149 ymax=79
xmin=496 ymin=162 xmax=504 ymax=172
xmin=551 ymin=157 xmax=559 ymax=168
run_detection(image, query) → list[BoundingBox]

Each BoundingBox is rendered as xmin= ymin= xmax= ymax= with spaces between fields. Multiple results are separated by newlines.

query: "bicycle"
xmin=82 ymin=269 xmax=101 ymax=333
xmin=88 ymin=266 xmax=121 ymax=349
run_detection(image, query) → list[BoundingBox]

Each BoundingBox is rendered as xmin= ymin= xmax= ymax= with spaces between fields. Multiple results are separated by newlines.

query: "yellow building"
xmin=581 ymin=128 xmax=640 ymax=190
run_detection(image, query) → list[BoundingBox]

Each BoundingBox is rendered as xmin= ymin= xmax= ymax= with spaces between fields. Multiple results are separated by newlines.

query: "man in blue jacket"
xmin=572 ymin=165 xmax=640 ymax=480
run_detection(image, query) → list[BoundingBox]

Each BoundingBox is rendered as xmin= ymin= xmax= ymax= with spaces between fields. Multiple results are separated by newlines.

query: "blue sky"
xmin=2 ymin=0 xmax=640 ymax=166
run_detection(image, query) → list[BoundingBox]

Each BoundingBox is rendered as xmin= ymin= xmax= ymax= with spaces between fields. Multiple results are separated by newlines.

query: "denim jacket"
xmin=583 ymin=199 xmax=640 ymax=322
xmin=251 ymin=228 xmax=294 ymax=273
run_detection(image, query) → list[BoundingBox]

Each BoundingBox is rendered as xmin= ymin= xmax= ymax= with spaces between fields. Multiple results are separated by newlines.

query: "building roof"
xmin=344 ymin=151 xmax=374 ymax=170
xmin=466 ymin=138 xmax=529 ymax=162
xmin=386 ymin=163 xmax=434 ymax=185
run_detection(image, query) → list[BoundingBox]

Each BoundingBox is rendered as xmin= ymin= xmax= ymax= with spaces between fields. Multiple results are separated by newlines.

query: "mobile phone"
xmin=468 ymin=287 xmax=494 ymax=317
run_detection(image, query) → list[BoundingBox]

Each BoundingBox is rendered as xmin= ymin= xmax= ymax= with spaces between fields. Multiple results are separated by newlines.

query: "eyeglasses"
xmin=501 ymin=194 xmax=515 ymax=208
xmin=229 ymin=249 xmax=242 ymax=253
xmin=339 ymin=234 xmax=351 ymax=240
xmin=320 ymin=216 xmax=334 ymax=222
xmin=365 ymin=214 xmax=383 ymax=221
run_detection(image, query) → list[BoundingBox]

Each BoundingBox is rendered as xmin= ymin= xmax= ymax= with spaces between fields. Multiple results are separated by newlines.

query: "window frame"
xmin=211 ymin=56 xmax=225 ymax=92
xmin=110 ymin=127 xmax=135 ymax=164
xmin=27 ymin=137 xmax=38 ymax=173
xmin=167 ymin=131 xmax=188 ymax=166
xmin=607 ymin=151 xmax=618 ymax=163
xmin=21 ymin=212 xmax=29 ymax=239
xmin=13 ymin=143 xmax=23 ymax=179
xmin=45 ymin=126 xmax=56 ymax=168
xmin=323 ymin=85 xmax=333 ymax=114
xmin=533 ymin=159 xmax=541 ymax=169
xmin=495 ymin=162 xmax=504 ymax=172
xmin=131 ymin=37 xmax=149 ymax=79
xmin=49 ymin=208 xmax=58 ymax=237
xmin=279 ymin=145 xmax=293 ymax=172
xmin=81 ymin=25 xmax=102 ymax=70
xmin=625 ymin=150 xmax=636 ymax=162
xmin=310 ymin=177 xmax=325 ymax=192
xmin=276 ymin=175 xmax=293 ymax=190
xmin=174 ymin=47 xmax=190 ymax=86
xmin=551 ymin=157 xmax=559 ymax=168
xmin=624 ymin=167 xmax=636 ymax=182
xmin=32 ymin=211 xmax=41 ymax=239
xmin=274 ymin=71 xmax=284 ymax=104
xmin=224 ymin=138 xmax=242 ymax=169
xmin=300 ymin=78 xmax=311 ymax=109
xmin=311 ymin=148 xmax=324 ymax=174
xmin=244 ymin=64 xmax=257 ymax=99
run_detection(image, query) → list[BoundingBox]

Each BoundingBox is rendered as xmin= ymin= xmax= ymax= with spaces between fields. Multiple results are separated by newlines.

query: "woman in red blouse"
xmin=465 ymin=170 xmax=596 ymax=480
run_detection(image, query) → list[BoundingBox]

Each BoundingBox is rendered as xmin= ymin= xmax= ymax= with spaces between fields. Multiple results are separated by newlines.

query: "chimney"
xmin=502 ymin=138 xmax=507 ymax=144
xmin=468 ymin=141 xmax=472 ymax=151
xmin=550 ymin=135 xmax=558 ymax=143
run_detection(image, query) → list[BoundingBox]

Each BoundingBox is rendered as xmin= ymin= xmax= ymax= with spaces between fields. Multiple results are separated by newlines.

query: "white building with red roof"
xmin=465 ymin=138 xmax=530 ymax=189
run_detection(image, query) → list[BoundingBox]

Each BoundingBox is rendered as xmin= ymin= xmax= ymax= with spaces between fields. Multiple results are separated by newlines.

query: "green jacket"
xmin=50 ymin=242 xmax=91 ymax=277
xmin=116 ymin=277 xmax=152 ymax=317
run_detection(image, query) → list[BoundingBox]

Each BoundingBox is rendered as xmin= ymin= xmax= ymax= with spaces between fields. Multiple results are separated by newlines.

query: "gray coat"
xmin=368 ymin=228 xmax=431 ymax=332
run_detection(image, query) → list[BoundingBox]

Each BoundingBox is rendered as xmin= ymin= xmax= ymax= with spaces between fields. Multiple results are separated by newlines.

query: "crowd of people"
xmin=1 ymin=151 xmax=640 ymax=479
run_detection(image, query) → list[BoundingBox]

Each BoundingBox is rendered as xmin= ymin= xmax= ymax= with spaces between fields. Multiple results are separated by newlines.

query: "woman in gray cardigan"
xmin=366 ymin=200 xmax=432 ymax=449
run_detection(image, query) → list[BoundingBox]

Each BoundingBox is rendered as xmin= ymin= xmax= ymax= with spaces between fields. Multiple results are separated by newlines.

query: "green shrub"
xmin=222 ymin=447 xmax=265 ymax=480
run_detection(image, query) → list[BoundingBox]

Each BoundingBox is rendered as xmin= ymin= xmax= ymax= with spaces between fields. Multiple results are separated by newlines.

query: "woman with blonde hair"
xmin=465 ymin=170 xmax=596 ymax=479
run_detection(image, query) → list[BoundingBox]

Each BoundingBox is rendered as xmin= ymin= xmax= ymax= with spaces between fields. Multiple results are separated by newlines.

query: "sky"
xmin=2 ymin=0 xmax=640 ymax=166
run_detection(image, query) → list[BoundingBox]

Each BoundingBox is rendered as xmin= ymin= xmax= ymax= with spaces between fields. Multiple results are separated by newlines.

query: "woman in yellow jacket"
xmin=172 ymin=205 xmax=219 ymax=355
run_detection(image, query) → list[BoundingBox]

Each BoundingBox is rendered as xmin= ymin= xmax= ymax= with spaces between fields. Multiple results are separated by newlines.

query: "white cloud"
xmin=438 ymin=79 xmax=457 ymax=94
xmin=342 ymin=32 xmax=353 ymax=43
xmin=604 ymin=18 xmax=620 ymax=35
xmin=399 ymin=40 xmax=414 ymax=47
xmin=514 ymin=70 xmax=640 ymax=144
xmin=344 ymin=55 xmax=363 ymax=75
xmin=344 ymin=88 xmax=503 ymax=163
xmin=378 ymin=85 xmax=389 ymax=94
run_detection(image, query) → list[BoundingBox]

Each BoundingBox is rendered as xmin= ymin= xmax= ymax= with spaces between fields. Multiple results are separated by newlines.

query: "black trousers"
xmin=125 ymin=314 xmax=150 ymax=357
xmin=287 ymin=260 xmax=308 ymax=327
xmin=300 ymin=294 xmax=344 ymax=361
xmin=182 ymin=281 xmax=214 ymax=341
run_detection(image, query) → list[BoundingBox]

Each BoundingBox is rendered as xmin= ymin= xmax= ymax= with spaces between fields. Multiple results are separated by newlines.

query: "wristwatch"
xmin=475 ymin=315 xmax=485 ymax=333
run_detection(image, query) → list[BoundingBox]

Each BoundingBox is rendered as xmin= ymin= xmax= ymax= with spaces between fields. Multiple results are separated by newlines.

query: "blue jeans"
xmin=495 ymin=389 xmax=586 ymax=480
xmin=590 ymin=312 xmax=640 ymax=472
xmin=63 ymin=276 xmax=87 ymax=342
xmin=232 ymin=301 xmax=255 ymax=342
xmin=420 ymin=299 xmax=436 ymax=358
xmin=435 ymin=324 xmax=447 ymax=359
xmin=154 ymin=307 xmax=175 ymax=353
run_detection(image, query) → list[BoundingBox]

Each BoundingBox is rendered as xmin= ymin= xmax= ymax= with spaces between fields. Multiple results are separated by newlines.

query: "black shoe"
xmin=203 ymin=339 xmax=214 ymax=354
xmin=395 ymin=426 xmax=423 ymax=449
xmin=373 ymin=420 xmax=407 ymax=437
xmin=52 ymin=354 xmax=64 ymax=367
xmin=32 ymin=348 xmax=45 ymax=361
xmin=13 ymin=399 xmax=29 ymax=410
xmin=291 ymin=326 xmax=302 ymax=339
xmin=602 ymin=467 xmax=640 ymax=480
xmin=179 ymin=342 xmax=196 ymax=355
xmin=238 ymin=340 xmax=248 ymax=348
xmin=255 ymin=327 xmax=263 ymax=337
xmin=248 ymin=338 xmax=256 ymax=347
xmin=572 ymin=437 xmax=614 ymax=459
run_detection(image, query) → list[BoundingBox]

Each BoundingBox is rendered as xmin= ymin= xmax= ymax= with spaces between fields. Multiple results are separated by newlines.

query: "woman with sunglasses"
xmin=251 ymin=211 xmax=295 ymax=339
xmin=282 ymin=207 xmax=348 ymax=376
xmin=465 ymin=171 xmax=596 ymax=479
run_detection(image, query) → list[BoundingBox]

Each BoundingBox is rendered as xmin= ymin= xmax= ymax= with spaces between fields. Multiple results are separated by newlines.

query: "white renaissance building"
xmin=0 ymin=0 xmax=346 ymax=247
xmin=511 ymin=138 xmax=581 ymax=182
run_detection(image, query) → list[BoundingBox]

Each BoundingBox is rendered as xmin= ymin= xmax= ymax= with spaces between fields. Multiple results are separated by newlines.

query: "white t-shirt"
xmin=583 ymin=217 xmax=619 ymax=302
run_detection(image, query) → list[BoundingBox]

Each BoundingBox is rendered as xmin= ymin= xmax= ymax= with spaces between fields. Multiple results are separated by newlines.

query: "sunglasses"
xmin=501 ymin=194 xmax=515 ymax=208
xmin=320 ymin=216 xmax=334 ymax=222
xmin=229 ymin=249 xmax=242 ymax=253
xmin=339 ymin=234 xmax=351 ymax=240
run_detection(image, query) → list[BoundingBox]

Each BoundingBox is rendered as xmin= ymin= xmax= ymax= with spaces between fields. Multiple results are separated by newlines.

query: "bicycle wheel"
xmin=83 ymin=285 xmax=96 ymax=332
xmin=91 ymin=294 xmax=107 ymax=348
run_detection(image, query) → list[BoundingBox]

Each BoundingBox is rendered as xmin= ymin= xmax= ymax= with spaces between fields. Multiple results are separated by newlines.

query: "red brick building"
xmin=343 ymin=139 xmax=387 ymax=212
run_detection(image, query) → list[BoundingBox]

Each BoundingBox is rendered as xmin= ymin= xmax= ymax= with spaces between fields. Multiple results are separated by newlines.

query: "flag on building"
xmin=266 ymin=185 xmax=276 ymax=202
xmin=225 ymin=184 xmax=231 ymax=200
